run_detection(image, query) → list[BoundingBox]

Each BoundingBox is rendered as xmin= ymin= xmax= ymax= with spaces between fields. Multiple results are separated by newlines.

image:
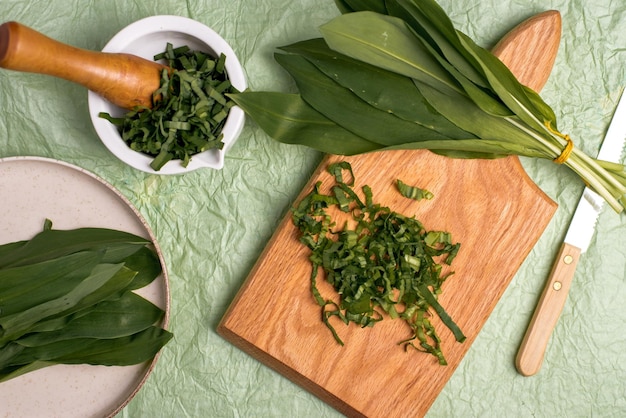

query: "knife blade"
xmin=515 ymin=89 xmax=626 ymax=377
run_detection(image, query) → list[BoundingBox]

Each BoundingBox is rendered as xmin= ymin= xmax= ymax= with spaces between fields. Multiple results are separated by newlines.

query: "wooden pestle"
xmin=0 ymin=21 xmax=165 ymax=109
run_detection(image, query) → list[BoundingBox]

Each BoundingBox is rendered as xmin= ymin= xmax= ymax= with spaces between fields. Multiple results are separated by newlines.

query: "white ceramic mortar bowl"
xmin=88 ymin=15 xmax=247 ymax=175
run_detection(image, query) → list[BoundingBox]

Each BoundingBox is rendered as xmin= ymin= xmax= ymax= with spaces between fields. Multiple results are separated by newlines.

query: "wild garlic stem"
xmin=506 ymin=111 xmax=625 ymax=212
xmin=565 ymin=152 xmax=623 ymax=212
xmin=571 ymin=146 xmax=626 ymax=196
xmin=504 ymin=117 xmax=561 ymax=157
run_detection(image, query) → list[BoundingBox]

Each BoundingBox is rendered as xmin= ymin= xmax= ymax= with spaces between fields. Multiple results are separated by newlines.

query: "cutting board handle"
xmin=492 ymin=10 xmax=561 ymax=92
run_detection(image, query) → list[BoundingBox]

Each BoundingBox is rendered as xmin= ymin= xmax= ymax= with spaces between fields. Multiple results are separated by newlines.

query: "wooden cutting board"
xmin=218 ymin=11 xmax=561 ymax=418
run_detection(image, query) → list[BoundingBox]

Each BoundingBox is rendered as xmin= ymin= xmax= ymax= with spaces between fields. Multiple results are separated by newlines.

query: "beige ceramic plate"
xmin=0 ymin=156 xmax=170 ymax=418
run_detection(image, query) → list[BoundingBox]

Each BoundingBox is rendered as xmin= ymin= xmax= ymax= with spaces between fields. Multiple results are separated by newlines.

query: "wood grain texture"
xmin=218 ymin=11 xmax=561 ymax=418
xmin=0 ymin=21 xmax=164 ymax=109
xmin=515 ymin=242 xmax=581 ymax=376
xmin=492 ymin=10 xmax=562 ymax=93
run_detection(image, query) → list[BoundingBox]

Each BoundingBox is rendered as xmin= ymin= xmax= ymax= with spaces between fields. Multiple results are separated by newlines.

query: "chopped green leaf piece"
xmin=397 ymin=179 xmax=434 ymax=200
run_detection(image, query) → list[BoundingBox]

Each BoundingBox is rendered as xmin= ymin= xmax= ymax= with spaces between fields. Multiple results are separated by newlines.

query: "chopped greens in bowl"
xmin=99 ymin=44 xmax=239 ymax=172
xmin=88 ymin=15 xmax=247 ymax=174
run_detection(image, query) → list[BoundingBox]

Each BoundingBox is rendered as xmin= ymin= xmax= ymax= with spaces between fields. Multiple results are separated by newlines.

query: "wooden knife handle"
xmin=515 ymin=242 xmax=582 ymax=376
xmin=0 ymin=21 xmax=164 ymax=109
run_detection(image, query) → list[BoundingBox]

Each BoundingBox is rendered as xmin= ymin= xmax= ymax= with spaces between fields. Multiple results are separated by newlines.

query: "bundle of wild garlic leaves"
xmin=0 ymin=221 xmax=172 ymax=383
xmin=229 ymin=0 xmax=626 ymax=214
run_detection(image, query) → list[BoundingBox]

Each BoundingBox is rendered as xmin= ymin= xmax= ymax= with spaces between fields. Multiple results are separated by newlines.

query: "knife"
xmin=515 ymin=88 xmax=626 ymax=377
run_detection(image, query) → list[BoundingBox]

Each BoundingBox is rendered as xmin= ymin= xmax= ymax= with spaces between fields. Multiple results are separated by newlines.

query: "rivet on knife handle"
xmin=515 ymin=242 xmax=581 ymax=376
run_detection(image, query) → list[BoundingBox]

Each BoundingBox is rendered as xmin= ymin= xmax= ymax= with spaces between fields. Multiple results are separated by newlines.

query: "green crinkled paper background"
xmin=0 ymin=0 xmax=625 ymax=416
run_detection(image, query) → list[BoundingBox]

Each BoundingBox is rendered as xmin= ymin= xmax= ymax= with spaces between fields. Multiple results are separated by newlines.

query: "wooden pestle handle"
xmin=0 ymin=21 xmax=165 ymax=109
